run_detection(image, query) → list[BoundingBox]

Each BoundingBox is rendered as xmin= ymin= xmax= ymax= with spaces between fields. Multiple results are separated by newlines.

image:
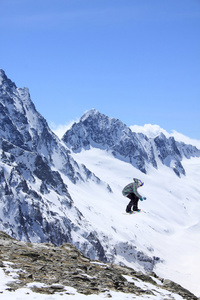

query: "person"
xmin=122 ymin=178 xmax=144 ymax=213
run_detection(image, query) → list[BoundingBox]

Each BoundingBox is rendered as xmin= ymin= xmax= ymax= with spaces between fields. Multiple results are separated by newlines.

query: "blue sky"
xmin=1 ymin=0 xmax=200 ymax=140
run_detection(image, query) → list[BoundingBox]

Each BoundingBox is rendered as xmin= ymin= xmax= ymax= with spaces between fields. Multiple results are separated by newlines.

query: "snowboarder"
xmin=122 ymin=178 xmax=145 ymax=213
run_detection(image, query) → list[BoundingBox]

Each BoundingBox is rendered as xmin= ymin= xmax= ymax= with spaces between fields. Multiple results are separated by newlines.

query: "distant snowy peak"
xmin=80 ymin=108 xmax=99 ymax=121
xmin=63 ymin=109 xmax=200 ymax=176
xmin=80 ymin=108 xmax=125 ymax=132
xmin=62 ymin=109 xmax=153 ymax=174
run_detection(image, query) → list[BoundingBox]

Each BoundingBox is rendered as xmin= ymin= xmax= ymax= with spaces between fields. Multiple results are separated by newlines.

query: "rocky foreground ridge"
xmin=0 ymin=231 xmax=198 ymax=299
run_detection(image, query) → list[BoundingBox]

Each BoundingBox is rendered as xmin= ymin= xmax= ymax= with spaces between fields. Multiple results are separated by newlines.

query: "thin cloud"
xmin=50 ymin=120 xmax=76 ymax=139
xmin=130 ymin=124 xmax=200 ymax=149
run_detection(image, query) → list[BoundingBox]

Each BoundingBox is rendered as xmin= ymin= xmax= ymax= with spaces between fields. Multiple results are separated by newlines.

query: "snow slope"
xmin=64 ymin=148 xmax=200 ymax=297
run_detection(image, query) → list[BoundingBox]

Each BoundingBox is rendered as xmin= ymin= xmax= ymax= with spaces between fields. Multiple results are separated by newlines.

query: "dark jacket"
xmin=122 ymin=178 xmax=142 ymax=199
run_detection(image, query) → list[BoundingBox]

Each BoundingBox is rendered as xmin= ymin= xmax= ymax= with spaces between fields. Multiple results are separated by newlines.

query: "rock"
xmin=50 ymin=284 xmax=65 ymax=290
xmin=163 ymin=279 xmax=172 ymax=285
xmin=0 ymin=231 xmax=198 ymax=299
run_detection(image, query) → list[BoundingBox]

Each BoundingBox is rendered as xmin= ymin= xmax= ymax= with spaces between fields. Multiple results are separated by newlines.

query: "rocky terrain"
xmin=0 ymin=231 xmax=198 ymax=299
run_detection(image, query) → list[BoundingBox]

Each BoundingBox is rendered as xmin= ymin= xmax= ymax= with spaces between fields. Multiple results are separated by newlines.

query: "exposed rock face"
xmin=0 ymin=231 xmax=198 ymax=299
xmin=62 ymin=109 xmax=155 ymax=174
xmin=62 ymin=109 xmax=200 ymax=176
xmin=0 ymin=69 xmax=97 ymax=183
xmin=0 ymin=69 xmax=108 ymax=260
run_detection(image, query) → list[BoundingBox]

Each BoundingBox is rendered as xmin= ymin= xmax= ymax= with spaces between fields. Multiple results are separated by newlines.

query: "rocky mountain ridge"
xmin=0 ymin=69 xmax=99 ymax=183
xmin=62 ymin=109 xmax=200 ymax=176
xmin=0 ymin=69 xmax=109 ymax=260
xmin=0 ymin=231 xmax=198 ymax=299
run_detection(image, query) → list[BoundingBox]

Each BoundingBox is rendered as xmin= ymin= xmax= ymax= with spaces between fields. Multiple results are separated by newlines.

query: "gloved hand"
xmin=140 ymin=197 xmax=144 ymax=201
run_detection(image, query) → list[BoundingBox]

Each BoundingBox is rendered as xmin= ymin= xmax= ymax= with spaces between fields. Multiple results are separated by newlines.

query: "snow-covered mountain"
xmin=62 ymin=109 xmax=200 ymax=177
xmin=1 ymin=70 xmax=200 ymax=296
xmin=0 ymin=69 xmax=110 ymax=261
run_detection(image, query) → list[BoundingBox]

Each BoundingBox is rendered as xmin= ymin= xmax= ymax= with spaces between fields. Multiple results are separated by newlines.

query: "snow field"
xmin=65 ymin=148 xmax=200 ymax=297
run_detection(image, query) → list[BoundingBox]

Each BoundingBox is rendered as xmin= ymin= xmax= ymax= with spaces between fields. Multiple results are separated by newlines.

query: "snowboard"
xmin=123 ymin=209 xmax=144 ymax=215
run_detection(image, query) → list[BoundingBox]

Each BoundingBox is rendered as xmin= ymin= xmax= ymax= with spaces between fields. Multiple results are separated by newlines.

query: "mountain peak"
xmin=80 ymin=109 xmax=106 ymax=123
xmin=81 ymin=108 xmax=99 ymax=117
xmin=79 ymin=109 xmax=124 ymax=133
xmin=0 ymin=68 xmax=17 ymax=90
xmin=0 ymin=68 xmax=6 ymax=78
xmin=62 ymin=109 xmax=151 ymax=173
xmin=0 ymin=68 xmax=5 ymax=78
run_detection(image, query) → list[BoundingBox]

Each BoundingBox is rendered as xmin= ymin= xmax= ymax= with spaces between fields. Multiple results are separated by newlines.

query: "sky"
xmin=0 ymin=0 xmax=200 ymax=140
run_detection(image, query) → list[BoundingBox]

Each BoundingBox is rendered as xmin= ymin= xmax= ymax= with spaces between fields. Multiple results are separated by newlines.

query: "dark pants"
xmin=126 ymin=193 xmax=139 ymax=212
